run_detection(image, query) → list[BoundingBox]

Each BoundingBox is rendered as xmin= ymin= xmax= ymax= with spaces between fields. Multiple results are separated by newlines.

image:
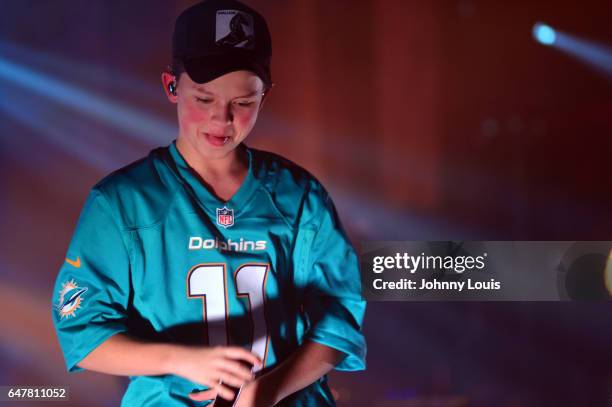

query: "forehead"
xmin=183 ymin=70 xmax=264 ymax=95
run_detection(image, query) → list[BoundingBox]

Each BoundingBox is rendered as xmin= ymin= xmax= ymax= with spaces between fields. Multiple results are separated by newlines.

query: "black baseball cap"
xmin=172 ymin=0 xmax=272 ymax=86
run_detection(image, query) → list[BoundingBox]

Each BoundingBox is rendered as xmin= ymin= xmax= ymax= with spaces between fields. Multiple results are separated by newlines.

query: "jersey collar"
xmin=167 ymin=139 xmax=261 ymax=217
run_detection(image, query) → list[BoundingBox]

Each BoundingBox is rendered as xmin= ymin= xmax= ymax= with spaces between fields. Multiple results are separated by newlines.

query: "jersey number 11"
xmin=187 ymin=263 xmax=270 ymax=369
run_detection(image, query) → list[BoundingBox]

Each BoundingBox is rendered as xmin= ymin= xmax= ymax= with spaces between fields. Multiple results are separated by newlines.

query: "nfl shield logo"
xmin=216 ymin=206 xmax=234 ymax=228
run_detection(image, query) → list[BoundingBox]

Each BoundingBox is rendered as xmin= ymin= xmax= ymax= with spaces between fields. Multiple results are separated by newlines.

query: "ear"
xmin=161 ymin=71 xmax=178 ymax=103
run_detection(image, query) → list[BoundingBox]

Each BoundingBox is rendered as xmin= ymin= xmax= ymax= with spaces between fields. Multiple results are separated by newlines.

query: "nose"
xmin=210 ymin=101 xmax=233 ymax=124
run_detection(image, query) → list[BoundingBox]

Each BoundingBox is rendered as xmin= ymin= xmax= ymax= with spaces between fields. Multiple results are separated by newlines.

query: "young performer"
xmin=52 ymin=1 xmax=366 ymax=405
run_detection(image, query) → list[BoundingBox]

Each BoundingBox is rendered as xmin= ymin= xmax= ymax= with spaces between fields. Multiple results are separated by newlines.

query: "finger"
xmin=214 ymin=382 xmax=236 ymax=401
xmin=218 ymin=359 xmax=255 ymax=382
xmin=223 ymin=347 xmax=262 ymax=367
xmin=217 ymin=371 xmax=249 ymax=388
xmin=188 ymin=389 xmax=217 ymax=401
xmin=203 ymin=365 xmax=249 ymax=388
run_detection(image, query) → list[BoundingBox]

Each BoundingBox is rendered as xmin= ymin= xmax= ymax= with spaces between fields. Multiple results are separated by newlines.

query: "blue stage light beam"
xmin=0 ymin=58 xmax=175 ymax=146
xmin=0 ymin=41 xmax=162 ymax=103
xmin=0 ymin=93 xmax=125 ymax=173
xmin=533 ymin=22 xmax=612 ymax=79
xmin=554 ymin=34 xmax=612 ymax=79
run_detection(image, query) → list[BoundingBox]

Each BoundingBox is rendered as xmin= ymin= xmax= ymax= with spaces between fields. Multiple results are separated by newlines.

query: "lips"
xmin=204 ymin=132 xmax=230 ymax=147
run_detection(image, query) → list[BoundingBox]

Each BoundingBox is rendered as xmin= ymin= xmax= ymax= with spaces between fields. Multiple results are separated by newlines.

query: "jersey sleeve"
xmin=301 ymin=190 xmax=366 ymax=371
xmin=51 ymin=188 xmax=131 ymax=373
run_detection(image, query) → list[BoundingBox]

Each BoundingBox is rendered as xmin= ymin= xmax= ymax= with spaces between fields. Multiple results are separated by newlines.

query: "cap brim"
xmin=183 ymin=54 xmax=271 ymax=86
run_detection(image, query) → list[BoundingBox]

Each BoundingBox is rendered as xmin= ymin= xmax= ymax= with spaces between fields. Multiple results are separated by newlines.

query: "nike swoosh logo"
xmin=65 ymin=256 xmax=81 ymax=268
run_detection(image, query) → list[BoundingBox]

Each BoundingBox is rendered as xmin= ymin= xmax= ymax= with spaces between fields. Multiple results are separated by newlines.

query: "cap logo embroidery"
xmin=215 ymin=10 xmax=255 ymax=49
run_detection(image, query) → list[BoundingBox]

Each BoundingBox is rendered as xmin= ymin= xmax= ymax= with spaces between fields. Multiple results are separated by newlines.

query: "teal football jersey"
xmin=52 ymin=140 xmax=366 ymax=406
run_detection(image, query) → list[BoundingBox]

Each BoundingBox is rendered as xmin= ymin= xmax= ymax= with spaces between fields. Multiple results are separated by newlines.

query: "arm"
xmin=242 ymin=188 xmax=366 ymax=404
xmin=253 ymin=340 xmax=344 ymax=405
xmin=77 ymin=332 xmax=177 ymax=376
xmin=54 ymin=190 xmax=262 ymax=402
xmin=79 ymin=332 xmax=261 ymax=400
xmin=189 ymin=339 xmax=344 ymax=406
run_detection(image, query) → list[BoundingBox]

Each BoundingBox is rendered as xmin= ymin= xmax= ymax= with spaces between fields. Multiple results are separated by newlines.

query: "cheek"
xmin=234 ymin=110 xmax=258 ymax=130
xmin=180 ymin=101 xmax=208 ymax=127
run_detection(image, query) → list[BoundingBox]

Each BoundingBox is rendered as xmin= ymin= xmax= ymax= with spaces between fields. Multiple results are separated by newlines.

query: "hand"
xmin=188 ymin=377 xmax=275 ymax=407
xmin=170 ymin=345 xmax=261 ymax=401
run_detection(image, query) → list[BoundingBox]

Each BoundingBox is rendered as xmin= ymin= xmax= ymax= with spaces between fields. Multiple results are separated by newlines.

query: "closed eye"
xmin=235 ymin=100 xmax=255 ymax=108
xmin=195 ymin=97 xmax=213 ymax=104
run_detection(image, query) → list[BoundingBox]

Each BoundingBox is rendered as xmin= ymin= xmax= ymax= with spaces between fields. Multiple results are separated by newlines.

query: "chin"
xmin=195 ymin=143 xmax=234 ymax=160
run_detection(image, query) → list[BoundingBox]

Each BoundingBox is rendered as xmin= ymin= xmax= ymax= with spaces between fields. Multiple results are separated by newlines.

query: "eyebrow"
xmin=192 ymin=87 xmax=214 ymax=94
xmin=235 ymin=91 xmax=260 ymax=98
xmin=192 ymin=87 xmax=260 ymax=98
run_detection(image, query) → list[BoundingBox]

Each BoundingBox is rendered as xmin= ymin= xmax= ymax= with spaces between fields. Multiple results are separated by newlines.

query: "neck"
xmin=175 ymin=137 xmax=248 ymax=180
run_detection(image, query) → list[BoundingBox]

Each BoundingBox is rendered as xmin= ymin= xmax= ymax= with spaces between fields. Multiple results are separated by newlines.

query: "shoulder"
xmin=250 ymin=147 xmax=331 ymax=228
xmin=90 ymin=146 xmax=178 ymax=229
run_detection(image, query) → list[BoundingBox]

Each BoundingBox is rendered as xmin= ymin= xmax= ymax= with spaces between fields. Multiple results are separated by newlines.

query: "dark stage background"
xmin=0 ymin=1 xmax=611 ymax=406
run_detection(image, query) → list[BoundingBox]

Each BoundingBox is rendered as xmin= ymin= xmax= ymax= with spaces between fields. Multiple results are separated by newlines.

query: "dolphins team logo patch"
xmin=55 ymin=279 xmax=88 ymax=319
